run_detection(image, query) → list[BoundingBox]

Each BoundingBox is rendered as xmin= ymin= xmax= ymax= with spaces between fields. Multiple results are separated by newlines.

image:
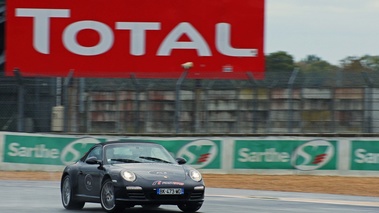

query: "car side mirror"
xmin=86 ymin=156 xmax=102 ymax=165
xmin=176 ymin=157 xmax=187 ymax=165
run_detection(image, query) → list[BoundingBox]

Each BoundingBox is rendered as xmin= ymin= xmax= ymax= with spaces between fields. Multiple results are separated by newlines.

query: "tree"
xmin=340 ymin=56 xmax=371 ymax=72
xmin=265 ymin=51 xmax=295 ymax=72
xmin=359 ymin=55 xmax=379 ymax=71
xmin=301 ymin=55 xmax=322 ymax=63
xmin=293 ymin=55 xmax=339 ymax=86
xmin=297 ymin=55 xmax=338 ymax=72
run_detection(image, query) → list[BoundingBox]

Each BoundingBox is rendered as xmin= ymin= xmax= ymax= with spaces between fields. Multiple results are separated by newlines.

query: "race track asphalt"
xmin=1 ymin=180 xmax=378 ymax=213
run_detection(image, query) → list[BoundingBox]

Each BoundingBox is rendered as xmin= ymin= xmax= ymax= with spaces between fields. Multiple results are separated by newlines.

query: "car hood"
xmin=114 ymin=163 xmax=187 ymax=181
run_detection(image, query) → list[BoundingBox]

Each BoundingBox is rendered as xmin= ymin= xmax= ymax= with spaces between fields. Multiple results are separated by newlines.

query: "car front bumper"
xmin=114 ymin=184 xmax=205 ymax=205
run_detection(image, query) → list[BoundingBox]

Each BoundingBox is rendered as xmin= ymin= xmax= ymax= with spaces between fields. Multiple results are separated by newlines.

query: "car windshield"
xmin=104 ymin=143 xmax=177 ymax=164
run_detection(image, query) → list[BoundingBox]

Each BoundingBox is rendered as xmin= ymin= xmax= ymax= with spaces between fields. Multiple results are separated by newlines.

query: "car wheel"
xmin=177 ymin=203 xmax=203 ymax=212
xmin=100 ymin=179 xmax=124 ymax=213
xmin=61 ymin=175 xmax=85 ymax=210
xmin=142 ymin=204 xmax=161 ymax=209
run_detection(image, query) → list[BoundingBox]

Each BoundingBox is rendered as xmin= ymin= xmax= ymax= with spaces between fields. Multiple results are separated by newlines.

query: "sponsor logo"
xmin=177 ymin=139 xmax=218 ymax=169
xmin=354 ymin=149 xmax=379 ymax=164
xmin=7 ymin=143 xmax=60 ymax=159
xmin=7 ymin=0 xmax=264 ymax=79
xmin=16 ymin=9 xmax=257 ymax=57
xmin=60 ymin=137 xmax=101 ymax=165
xmin=237 ymin=148 xmax=290 ymax=163
xmin=152 ymin=181 xmax=184 ymax=186
xmin=149 ymin=171 xmax=170 ymax=175
xmin=291 ymin=139 xmax=334 ymax=171
xmin=84 ymin=174 xmax=93 ymax=191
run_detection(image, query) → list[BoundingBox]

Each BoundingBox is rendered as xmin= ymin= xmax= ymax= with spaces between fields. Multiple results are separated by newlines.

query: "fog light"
xmin=194 ymin=186 xmax=205 ymax=190
xmin=126 ymin=186 xmax=142 ymax=190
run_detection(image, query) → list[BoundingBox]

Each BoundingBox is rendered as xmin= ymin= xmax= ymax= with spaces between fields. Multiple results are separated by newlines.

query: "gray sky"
xmin=265 ymin=0 xmax=379 ymax=65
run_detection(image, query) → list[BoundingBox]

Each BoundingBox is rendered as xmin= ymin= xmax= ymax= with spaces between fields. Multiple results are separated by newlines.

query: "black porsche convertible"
xmin=60 ymin=141 xmax=205 ymax=213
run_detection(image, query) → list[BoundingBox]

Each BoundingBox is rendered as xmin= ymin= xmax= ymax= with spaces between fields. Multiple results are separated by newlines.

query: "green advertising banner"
xmin=140 ymin=139 xmax=222 ymax=169
xmin=3 ymin=135 xmax=106 ymax=165
xmin=234 ymin=139 xmax=337 ymax=171
xmin=3 ymin=134 xmax=221 ymax=169
xmin=351 ymin=140 xmax=379 ymax=171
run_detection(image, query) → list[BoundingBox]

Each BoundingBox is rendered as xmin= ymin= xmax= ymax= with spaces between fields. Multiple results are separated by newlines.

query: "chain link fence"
xmin=1 ymin=69 xmax=379 ymax=135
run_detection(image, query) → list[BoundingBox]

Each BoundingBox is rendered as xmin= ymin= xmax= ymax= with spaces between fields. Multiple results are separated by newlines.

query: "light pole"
xmin=175 ymin=62 xmax=193 ymax=134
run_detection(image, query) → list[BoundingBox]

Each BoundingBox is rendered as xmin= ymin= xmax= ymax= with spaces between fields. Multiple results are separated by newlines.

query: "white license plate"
xmin=157 ymin=188 xmax=184 ymax=195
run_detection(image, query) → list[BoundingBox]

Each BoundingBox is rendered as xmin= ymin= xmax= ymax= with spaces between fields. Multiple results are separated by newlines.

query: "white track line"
xmin=280 ymin=197 xmax=379 ymax=207
xmin=207 ymin=194 xmax=379 ymax=207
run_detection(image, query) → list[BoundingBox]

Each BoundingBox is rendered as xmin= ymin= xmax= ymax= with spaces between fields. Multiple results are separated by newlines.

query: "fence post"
xmin=14 ymin=69 xmax=24 ymax=132
xmin=131 ymin=74 xmax=141 ymax=133
xmin=203 ymin=81 xmax=214 ymax=133
xmin=247 ymin=72 xmax=258 ymax=133
xmin=362 ymin=71 xmax=373 ymax=133
xmin=78 ymin=78 xmax=86 ymax=132
xmin=194 ymin=79 xmax=202 ymax=133
xmin=287 ymin=68 xmax=299 ymax=133
xmin=63 ymin=70 xmax=74 ymax=132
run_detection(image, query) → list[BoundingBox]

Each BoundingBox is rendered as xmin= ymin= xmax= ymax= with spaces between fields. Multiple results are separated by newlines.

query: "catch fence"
xmin=1 ymin=69 xmax=379 ymax=135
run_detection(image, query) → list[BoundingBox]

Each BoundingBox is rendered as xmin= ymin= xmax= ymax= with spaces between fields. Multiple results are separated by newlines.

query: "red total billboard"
xmin=6 ymin=0 xmax=265 ymax=79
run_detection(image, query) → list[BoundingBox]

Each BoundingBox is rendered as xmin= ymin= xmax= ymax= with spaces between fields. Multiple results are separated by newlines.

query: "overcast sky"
xmin=265 ymin=0 xmax=379 ymax=65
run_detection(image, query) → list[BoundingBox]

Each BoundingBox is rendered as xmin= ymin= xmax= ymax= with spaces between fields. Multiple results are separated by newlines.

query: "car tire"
xmin=61 ymin=175 xmax=85 ymax=210
xmin=100 ymin=179 xmax=124 ymax=213
xmin=177 ymin=203 xmax=203 ymax=212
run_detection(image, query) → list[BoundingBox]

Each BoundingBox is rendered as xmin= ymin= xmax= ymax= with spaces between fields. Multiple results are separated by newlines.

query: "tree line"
xmin=266 ymin=51 xmax=379 ymax=73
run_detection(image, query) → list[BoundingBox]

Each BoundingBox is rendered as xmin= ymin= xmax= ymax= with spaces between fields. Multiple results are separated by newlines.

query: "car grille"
xmin=190 ymin=191 xmax=204 ymax=200
xmin=127 ymin=191 xmax=146 ymax=199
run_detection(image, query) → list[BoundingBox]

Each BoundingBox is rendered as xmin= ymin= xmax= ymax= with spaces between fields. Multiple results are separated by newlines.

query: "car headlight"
xmin=189 ymin=170 xmax=202 ymax=182
xmin=121 ymin=170 xmax=136 ymax=182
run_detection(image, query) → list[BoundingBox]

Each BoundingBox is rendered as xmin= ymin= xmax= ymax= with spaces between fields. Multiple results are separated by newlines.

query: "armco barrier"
xmin=1 ymin=132 xmax=379 ymax=177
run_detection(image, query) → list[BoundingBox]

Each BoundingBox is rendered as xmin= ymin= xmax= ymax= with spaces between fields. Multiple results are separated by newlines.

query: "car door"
xmin=77 ymin=146 xmax=103 ymax=198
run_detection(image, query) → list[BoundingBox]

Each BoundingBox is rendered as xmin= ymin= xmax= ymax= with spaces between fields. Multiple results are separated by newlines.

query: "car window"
xmin=107 ymin=147 xmax=134 ymax=158
xmin=104 ymin=143 xmax=176 ymax=164
xmin=151 ymin=147 xmax=171 ymax=161
xmin=85 ymin=146 xmax=102 ymax=161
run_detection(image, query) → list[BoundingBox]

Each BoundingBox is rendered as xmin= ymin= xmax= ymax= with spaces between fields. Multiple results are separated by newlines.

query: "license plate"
xmin=157 ymin=188 xmax=184 ymax=195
